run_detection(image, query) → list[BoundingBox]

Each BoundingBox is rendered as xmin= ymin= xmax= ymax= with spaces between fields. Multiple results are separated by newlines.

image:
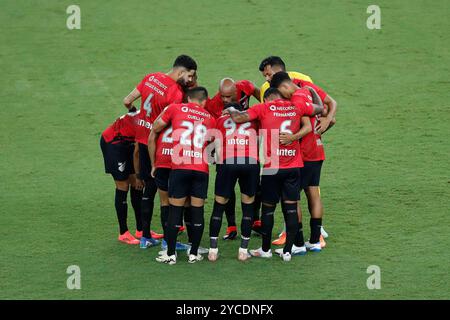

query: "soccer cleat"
xmin=275 ymin=244 xmax=307 ymax=257
xmin=208 ymin=248 xmax=219 ymax=262
xmin=196 ymin=246 xmax=209 ymax=255
xmin=223 ymin=226 xmax=238 ymax=240
xmin=321 ymin=226 xmax=329 ymax=239
xmin=251 ymin=220 xmax=263 ymax=235
xmin=281 ymin=252 xmax=292 ymax=262
xmin=178 ymin=226 xmax=186 ymax=234
xmin=188 ymin=253 xmax=204 ymax=264
xmin=272 ymin=231 xmax=286 ymax=245
xmin=320 ymin=235 xmax=327 ymax=248
xmin=305 ymin=241 xmax=322 ymax=252
xmin=156 ymin=253 xmax=176 ymax=265
xmin=118 ymin=231 xmax=140 ymax=245
xmin=238 ymin=248 xmax=251 ymax=261
xmin=135 ymin=230 xmax=143 ymax=239
xmin=160 ymin=239 xmax=190 ymax=251
xmin=151 ymin=230 xmax=164 ymax=240
xmin=158 ymin=249 xmax=167 ymax=256
xmin=249 ymin=247 xmax=272 ymax=258
xmin=140 ymin=236 xmax=160 ymax=249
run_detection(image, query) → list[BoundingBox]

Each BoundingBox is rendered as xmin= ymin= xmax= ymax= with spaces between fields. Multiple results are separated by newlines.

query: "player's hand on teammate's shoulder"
xmin=279 ymin=132 xmax=296 ymax=145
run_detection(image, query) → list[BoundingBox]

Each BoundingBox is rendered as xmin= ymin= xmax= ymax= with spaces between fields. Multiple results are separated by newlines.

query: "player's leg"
xmin=250 ymin=171 xmax=280 ymax=258
xmin=187 ymin=171 xmax=209 ymax=263
xmin=138 ymin=143 xmax=158 ymax=247
xmin=129 ymin=174 xmax=143 ymax=238
xmin=101 ymin=136 xmax=138 ymax=245
xmin=154 ymin=168 xmax=171 ymax=244
xmin=223 ymin=191 xmax=237 ymax=240
xmin=237 ymin=163 xmax=259 ymax=261
xmin=156 ymin=170 xmax=189 ymax=264
xmin=303 ymin=161 xmax=325 ymax=251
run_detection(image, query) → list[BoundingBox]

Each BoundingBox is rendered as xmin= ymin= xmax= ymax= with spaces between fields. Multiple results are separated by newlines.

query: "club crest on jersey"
xmin=118 ymin=162 xmax=126 ymax=172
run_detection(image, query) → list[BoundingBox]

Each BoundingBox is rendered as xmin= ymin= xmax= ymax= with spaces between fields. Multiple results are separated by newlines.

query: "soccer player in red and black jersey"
xmin=225 ymin=88 xmax=324 ymax=261
xmin=100 ymin=108 xmax=142 ymax=245
xmin=149 ymin=87 xmax=216 ymax=265
xmin=208 ymin=102 xmax=260 ymax=262
xmin=271 ymin=71 xmax=337 ymax=252
xmin=122 ymin=55 xmax=197 ymax=249
xmin=206 ymin=78 xmax=261 ymax=240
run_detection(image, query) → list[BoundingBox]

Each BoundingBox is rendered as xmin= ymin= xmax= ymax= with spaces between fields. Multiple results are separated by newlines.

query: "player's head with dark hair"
xmin=173 ymin=54 xmax=198 ymax=88
xmin=186 ymin=86 xmax=208 ymax=107
xmin=270 ymin=71 xmax=296 ymax=99
xmin=224 ymin=102 xmax=243 ymax=112
xmin=259 ymin=56 xmax=286 ymax=82
xmin=263 ymin=87 xmax=282 ymax=102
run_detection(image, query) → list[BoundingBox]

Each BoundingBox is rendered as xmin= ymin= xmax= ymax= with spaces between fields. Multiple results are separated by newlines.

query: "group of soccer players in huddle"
xmin=100 ymin=55 xmax=337 ymax=264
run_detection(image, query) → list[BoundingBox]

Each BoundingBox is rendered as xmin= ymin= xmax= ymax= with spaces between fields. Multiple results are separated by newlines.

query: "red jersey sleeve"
xmin=301 ymin=81 xmax=328 ymax=102
xmin=295 ymin=101 xmax=314 ymax=117
xmin=246 ymin=103 xmax=264 ymax=121
xmin=237 ymin=80 xmax=255 ymax=96
xmin=160 ymin=104 xmax=175 ymax=124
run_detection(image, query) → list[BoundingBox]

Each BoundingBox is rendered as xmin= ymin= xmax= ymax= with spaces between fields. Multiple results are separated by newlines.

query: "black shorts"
xmin=300 ymin=161 xmax=323 ymax=189
xmin=215 ymin=160 xmax=260 ymax=198
xmin=168 ymin=169 xmax=209 ymax=199
xmin=100 ymin=136 xmax=134 ymax=181
xmin=138 ymin=143 xmax=152 ymax=181
xmin=260 ymin=168 xmax=301 ymax=204
xmin=155 ymin=167 xmax=171 ymax=192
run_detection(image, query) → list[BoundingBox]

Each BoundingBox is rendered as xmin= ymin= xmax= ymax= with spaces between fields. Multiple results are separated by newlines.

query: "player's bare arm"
xmin=123 ymin=88 xmax=141 ymax=110
xmin=317 ymin=94 xmax=338 ymax=134
xmin=223 ymin=107 xmax=251 ymax=124
xmin=279 ymin=116 xmax=312 ymax=145
xmin=252 ymin=85 xmax=261 ymax=101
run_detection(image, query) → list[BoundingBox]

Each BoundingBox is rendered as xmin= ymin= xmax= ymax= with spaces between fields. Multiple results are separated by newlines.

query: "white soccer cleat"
xmin=305 ymin=241 xmax=322 ymax=252
xmin=155 ymin=253 xmax=176 ymax=265
xmin=321 ymin=226 xmax=329 ymax=239
xmin=275 ymin=245 xmax=307 ymax=256
xmin=281 ymin=252 xmax=292 ymax=262
xmin=249 ymin=247 xmax=272 ymax=258
xmin=208 ymin=248 xmax=219 ymax=262
xmin=158 ymin=249 xmax=167 ymax=256
xmin=188 ymin=253 xmax=204 ymax=264
xmin=238 ymin=248 xmax=251 ymax=261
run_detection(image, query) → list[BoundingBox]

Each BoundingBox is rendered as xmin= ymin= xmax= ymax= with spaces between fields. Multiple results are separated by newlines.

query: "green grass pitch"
xmin=0 ymin=0 xmax=449 ymax=299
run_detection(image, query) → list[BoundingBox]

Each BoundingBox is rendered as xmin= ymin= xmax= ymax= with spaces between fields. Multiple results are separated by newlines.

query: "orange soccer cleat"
xmin=223 ymin=226 xmax=238 ymax=240
xmin=178 ymin=226 xmax=186 ymax=234
xmin=272 ymin=231 xmax=286 ymax=246
xmin=151 ymin=230 xmax=164 ymax=240
xmin=118 ymin=231 xmax=140 ymax=245
xmin=135 ymin=230 xmax=143 ymax=239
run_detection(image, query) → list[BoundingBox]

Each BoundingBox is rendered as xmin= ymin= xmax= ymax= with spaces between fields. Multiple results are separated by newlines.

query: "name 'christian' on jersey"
xmin=247 ymin=99 xmax=314 ymax=169
xmin=215 ymin=115 xmax=259 ymax=163
xmin=160 ymin=103 xmax=216 ymax=173
xmin=134 ymin=72 xmax=184 ymax=145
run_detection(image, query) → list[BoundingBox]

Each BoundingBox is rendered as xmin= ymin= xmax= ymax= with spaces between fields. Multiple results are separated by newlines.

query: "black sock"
xmin=190 ymin=205 xmax=205 ymax=255
xmin=115 ymin=189 xmax=128 ymax=235
xmin=167 ymin=205 xmax=184 ymax=256
xmin=141 ymin=180 xmax=156 ymax=238
xmin=130 ymin=187 xmax=142 ymax=232
xmin=241 ymin=202 xmax=254 ymax=239
xmin=261 ymin=204 xmax=275 ymax=252
xmin=310 ymin=218 xmax=322 ymax=244
xmin=253 ymin=192 xmax=261 ymax=222
xmin=209 ymin=201 xmax=226 ymax=248
xmin=160 ymin=206 xmax=169 ymax=242
xmin=282 ymin=203 xmax=299 ymax=254
xmin=184 ymin=206 xmax=193 ymax=243
xmin=294 ymin=222 xmax=305 ymax=247
xmin=225 ymin=192 xmax=236 ymax=227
